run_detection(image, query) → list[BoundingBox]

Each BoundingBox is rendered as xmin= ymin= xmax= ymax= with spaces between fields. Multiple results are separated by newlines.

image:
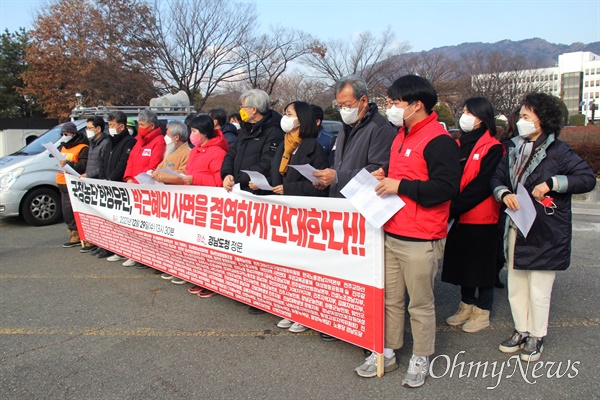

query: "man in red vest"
xmin=56 ymin=121 xmax=89 ymax=248
xmin=355 ymin=75 xmax=460 ymax=388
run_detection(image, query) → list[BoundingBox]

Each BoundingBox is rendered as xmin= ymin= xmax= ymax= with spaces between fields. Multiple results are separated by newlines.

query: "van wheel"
xmin=20 ymin=188 xmax=63 ymax=226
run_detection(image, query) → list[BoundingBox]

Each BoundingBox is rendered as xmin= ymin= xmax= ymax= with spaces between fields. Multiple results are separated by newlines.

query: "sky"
xmin=1 ymin=0 xmax=599 ymax=53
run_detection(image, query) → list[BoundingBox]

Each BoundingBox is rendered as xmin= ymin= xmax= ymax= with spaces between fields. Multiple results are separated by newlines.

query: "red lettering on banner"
xmin=76 ymin=212 xmax=381 ymax=351
xmin=210 ymin=197 xmax=223 ymax=230
xmin=222 ymin=198 xmax=238 ymax=233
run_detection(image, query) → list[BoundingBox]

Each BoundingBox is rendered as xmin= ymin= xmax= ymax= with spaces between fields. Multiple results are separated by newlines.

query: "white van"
xmin=0 ymin=120 xmax=88 ymax=225
xmin=1 ymin=110 xmax=194 ymax=225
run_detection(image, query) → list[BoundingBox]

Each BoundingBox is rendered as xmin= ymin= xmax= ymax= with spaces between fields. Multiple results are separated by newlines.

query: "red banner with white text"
xmin=66 ymin=176 xmax=384 ymax=352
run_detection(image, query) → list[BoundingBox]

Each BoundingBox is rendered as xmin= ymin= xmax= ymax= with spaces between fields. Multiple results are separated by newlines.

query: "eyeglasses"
xmin=334 ymin=99 xmax=360 ymax=112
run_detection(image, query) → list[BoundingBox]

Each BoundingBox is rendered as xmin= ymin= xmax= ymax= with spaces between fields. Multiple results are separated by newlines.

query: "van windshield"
xmin=11 ymin=126 xmax=63 ymax=156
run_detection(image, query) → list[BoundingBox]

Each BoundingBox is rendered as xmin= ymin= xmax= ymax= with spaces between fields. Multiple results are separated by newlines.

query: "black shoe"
xmin=80 ymin=244 xmax=97 ymax=253
xmin=499 ymin=330 xmax=529 ymax=353
xmin=520 ymin=336 xmax=544 ymax=362
xmin=152 ymin=268 xmax=162 ymax=274
xmin=96 ymin=249 xmax=113 ymax=259
xmin=363 ymin=348 xmax=372 ymax=357
xmin=89 ymin=246 xmax=101 ymax=255
xmin=320 ymin=332 xmax=339 ymax=342
xmin=63 ymin=241 xmax=80 ymax=248
xmin=248 ymin=306 xmax=265 ymax=315
xmin=136 ymin=264 xmax=149 ymax=270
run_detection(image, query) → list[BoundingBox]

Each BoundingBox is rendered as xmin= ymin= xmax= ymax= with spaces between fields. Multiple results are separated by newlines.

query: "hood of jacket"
xmin=199 ymin=129 xmax=229 ymax=152
xmin=61 ymin=132 xmax=89 ymax=149
xmin=249 ymin=109 xmax=282 ymax=137
xmin=221 ymin=122 xmax=238 ymax=137
xmin=137 ymin=126 xmax=163 ymax=145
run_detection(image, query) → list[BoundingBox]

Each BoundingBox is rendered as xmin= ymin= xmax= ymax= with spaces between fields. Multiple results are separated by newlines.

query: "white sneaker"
xmin=402 ymin=355 xmax=429 ymax=388
xmin=277 ymin=318 xmax=293 ymax=329
xmin=288 ymin=322 xmax=308 ymax=333
xmin=122 ymin=258 xmax=138 ymax=267
xmin=355 ymin=352 xmax=398 ymax=378
xmin=107 ymin=254 xmax=126 ymax=262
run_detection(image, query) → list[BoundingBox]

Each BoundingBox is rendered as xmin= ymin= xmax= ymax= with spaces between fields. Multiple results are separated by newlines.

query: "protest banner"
xmin=66 ymin=175 xmax=384 ymax=353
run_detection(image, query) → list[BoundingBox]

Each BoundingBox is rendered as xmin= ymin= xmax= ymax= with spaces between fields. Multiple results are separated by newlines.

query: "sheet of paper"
xmin=241 ymin=170 xmax=273 ymax=190
xmin=62 ymin=164 xmax=80 ymax=177
xmin=135 ymin=173 xmax=164 ymax=185
xmin=287 ymin=164 xmax=321 ymax=183
xmin=340 ymin=168 xmax=405 ymax=228
xmin=157 ymin=167 xmax=186 ymax=178
xmin=42 ymin=142 xmax=67 ymax=161
xmin=505 ymin=183 xmax=536 ymax=238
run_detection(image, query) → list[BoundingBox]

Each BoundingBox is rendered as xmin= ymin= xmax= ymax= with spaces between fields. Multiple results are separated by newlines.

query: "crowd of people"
xmin=55 ymin=75 xmax=596 ymax=388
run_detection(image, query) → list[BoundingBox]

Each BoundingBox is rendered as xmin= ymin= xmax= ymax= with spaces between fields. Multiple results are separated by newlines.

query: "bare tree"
xmin=270 ymin=72 xmax=327 ymax=111
xmin=148 ymin=0 xmax=256 ymax=109
xmin=239 ymin=26 xmax=317 ymax=97
xmin=394 ymin=51 xmax=468 ymax=120
xmin=462 ymin=51 xmax=551 ymax=117
xmin=301 ymin=27 xmax=410 ymax=97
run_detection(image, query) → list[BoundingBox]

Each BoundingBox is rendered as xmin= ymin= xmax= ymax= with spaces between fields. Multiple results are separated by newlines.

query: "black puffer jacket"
xmin=491 ymin=134 xmax=596 ymax=271
xmin=85 ymin=133 xmax=111 ymax=179
xmin=221 ymin=110 xmax=284 ymax=192
xmin=105 ymin=128 xmax=136 ymax=181
xmin=221 ymin=122 xmax=239 ymax=148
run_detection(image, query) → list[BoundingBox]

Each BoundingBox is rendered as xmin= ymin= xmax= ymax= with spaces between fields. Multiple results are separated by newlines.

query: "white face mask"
xmin=232 ymin=122 xmax=241 ymax=130
xmin=339 ymin=106 xmax=360 ymax=125
xmin=86 ymin=129 xmax=96 ymax=139
xmin=386 ymin=106 xmax=406 ymax=127
xmin=109 ymin=128 xmax=118 ymax=136
xmin=459 ymin=114 xmax=478 ymax=132
xmin=516 ymin=119 xmax=538 ymax=138
xmin=164 ymin=134 xmax=173 ymax=145
xmin=128 ymin=128 xmax=134 ymax=135
xmin=60 ymin=134 xmax=73 ymax=143
xmin=280 ymin=115 xmax=298 ymax=133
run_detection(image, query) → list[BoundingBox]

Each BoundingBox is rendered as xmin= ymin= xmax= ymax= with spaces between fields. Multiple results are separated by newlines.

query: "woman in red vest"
xmin=442 ymin=97 xmax=504 ymax=333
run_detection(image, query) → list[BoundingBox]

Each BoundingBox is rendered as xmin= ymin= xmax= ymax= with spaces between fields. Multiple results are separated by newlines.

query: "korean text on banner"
xmin=66 ymin=176 xmax=385 ymax=353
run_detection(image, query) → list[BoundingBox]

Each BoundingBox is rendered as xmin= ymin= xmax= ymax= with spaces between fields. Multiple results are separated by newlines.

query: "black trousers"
xmin=59 ymin=184 xmax=76 ymax=231
xmin=461 ymin=285 xmax=494 ymax=311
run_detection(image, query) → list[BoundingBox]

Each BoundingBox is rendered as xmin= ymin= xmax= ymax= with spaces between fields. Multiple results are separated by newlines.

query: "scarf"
xmin=510 ymin=133 xmax=550 ymax=190
xmin=279 ymin=131 xmax=302 ymax=175
xmin=511 ymin=138 xmax=533 ymax=190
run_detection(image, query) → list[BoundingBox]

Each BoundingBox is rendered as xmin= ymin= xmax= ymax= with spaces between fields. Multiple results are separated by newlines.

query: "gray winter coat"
xmin=329 ymin=103 xmax=397 ymax=197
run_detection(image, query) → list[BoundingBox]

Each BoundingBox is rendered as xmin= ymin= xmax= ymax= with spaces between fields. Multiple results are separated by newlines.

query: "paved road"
xmin=0 ymin=205 xmax=598 ymax=400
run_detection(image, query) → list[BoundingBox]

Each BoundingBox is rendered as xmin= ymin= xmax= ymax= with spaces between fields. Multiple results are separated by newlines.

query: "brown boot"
xmin=63 ymin=229 xmax=80 ymax=248
xmin=446 ymin=301 xmax=473 ymax=326
xmin=462 ymin=306 xmax=490 ymax=333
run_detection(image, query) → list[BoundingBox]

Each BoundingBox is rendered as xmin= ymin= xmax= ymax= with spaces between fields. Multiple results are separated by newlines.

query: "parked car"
xmin=321 ymin=120 xmax=343 ymax=136
xmin=0 ymin=121 xmax=87 ymax=225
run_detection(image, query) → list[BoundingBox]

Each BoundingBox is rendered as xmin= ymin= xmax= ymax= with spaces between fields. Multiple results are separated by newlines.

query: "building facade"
xmin=473 ymin=51 xmax=600 ymax=122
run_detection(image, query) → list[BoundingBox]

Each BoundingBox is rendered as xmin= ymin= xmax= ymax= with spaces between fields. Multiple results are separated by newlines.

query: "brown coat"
xmin=154 ymin=143 xmax=191 ymax=184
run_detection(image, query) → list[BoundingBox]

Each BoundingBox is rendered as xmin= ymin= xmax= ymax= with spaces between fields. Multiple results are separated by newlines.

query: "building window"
xmin=585 ymin=69 xmax=590 ymax=75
